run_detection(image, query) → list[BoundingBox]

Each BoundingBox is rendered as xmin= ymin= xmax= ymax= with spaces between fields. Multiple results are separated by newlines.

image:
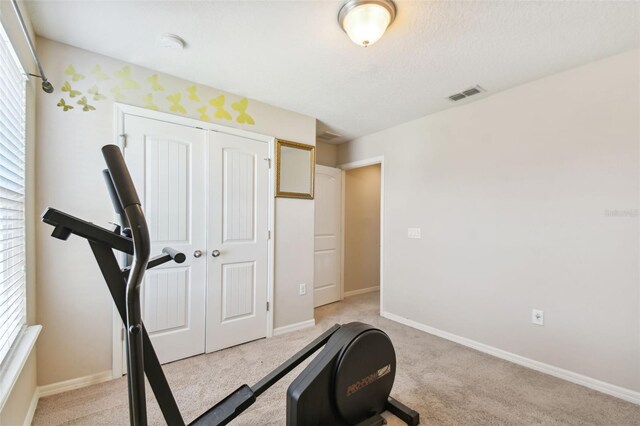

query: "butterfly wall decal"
xmin=209 ymin=95 xmax=232 ymax=120
xmin=91 ymin=65 xmax=110 ymax=81
xmin=167 ymin=93 xmax=187 ymax=114
xmin=56 ymin=98 xmax=73 ymax=111
xmin=196 ymin=106 xmax=210 ymax=122
xmin=88 ymin=86 xmax=107 ymax=101
xmin=146 ymin=74 xmax=164 ymax=91
xmin=110 ymin=86 xmax=126 ymax=101
xmin=186 ymin=85 xmax=200 ymax=101
xmin=53 ymin=63 xmax=259 ymax=124
xmin=64 ymin=65 xmax=85 ymax=82
xmin=231 ymin=98 xmax=254 ymax=125
xmin=142 ymin=94 xmax=159 ymax=111
xmin=61 ymin=81 xmax=81 ymax=98
xmin=114 ymin=66 xmax=140 ymax=90
xmin=77 ymin=96 xmax=96 ymax=112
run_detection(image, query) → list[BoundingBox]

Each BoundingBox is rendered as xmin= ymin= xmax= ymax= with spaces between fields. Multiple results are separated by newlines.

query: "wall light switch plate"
xmin=408 ymin=228 xmax=421 ymax=239
xmin=299 ymin=283 xmax=307 ymax=296
xmin=532 ymin=309 xmax=544 ymax=326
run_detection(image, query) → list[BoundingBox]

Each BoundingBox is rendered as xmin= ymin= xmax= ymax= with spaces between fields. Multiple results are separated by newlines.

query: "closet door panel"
xmin=124 ymin=114 xmax=207 ymax=364
xmin=207 ymin=131 xmax=269 ymax=352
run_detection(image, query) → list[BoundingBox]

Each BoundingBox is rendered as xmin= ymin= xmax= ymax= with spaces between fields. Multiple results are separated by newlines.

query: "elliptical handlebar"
xmin=101 ymin=145 xmax=141 ymax=209
xmin=102 ymin=169 xmax=128 ymax=227
xmin=162 ymin=247 xmax=186 ymax=264
xmin=101 ymin=144 xmax=149 ymax=426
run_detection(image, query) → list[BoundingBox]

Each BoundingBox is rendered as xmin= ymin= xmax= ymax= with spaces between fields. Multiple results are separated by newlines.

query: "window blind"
xmin=0 ymin=25 xmax=27 ymax=366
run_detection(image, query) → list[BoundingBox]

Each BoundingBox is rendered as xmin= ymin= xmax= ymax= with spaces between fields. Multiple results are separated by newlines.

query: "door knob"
xmin=193 ymin=250 xmax=203 ymax=258
xmin=211 ymin=250 xmax=221 ymax=258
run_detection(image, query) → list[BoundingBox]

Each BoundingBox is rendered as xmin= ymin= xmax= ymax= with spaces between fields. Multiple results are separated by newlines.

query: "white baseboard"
xmin=382 ymin=311 xmax=640 ymax=405
xmin=273 ymin=319 xmax=316 ymax=336
xmin=38 ymin=371 xmax=113 ymax=398
xmin=343 ymin=286 xmax=380 ymax=298
xmin=23 ymin=388 xmax=39 ymax=426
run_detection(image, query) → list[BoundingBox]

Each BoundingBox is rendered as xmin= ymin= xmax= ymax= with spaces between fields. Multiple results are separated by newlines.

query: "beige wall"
xmin=344 ymin=165 xmax=381 ymax=294
xmin=315 ymin=141 xmax=337 ymax=167
xmin=35 ymin=38 xmax=316 ymax=386
xmin=338 ymin=49 xmax=640 ymax=392
xmin=0 ymin=1 xmax=39 ymax=423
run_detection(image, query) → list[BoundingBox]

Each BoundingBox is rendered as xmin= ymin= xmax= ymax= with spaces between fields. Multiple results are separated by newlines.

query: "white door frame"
xmin=338 ymin=156 xmax=385 ymax=312
xmin=111 ymin=103 xmax=276 ymax=378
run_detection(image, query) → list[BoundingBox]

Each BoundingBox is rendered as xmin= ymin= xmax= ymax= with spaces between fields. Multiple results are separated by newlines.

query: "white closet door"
xmin=314 ymin=165 xmax=342 ymax=307
xmin=124 ymin=115 xmax=207 ymax=364
xmin=207 ymin=131 xmax=269 ymax=353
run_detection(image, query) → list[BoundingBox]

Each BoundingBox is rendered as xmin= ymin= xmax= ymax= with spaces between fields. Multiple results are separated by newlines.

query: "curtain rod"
xmin=10 ymin=0 xmax=53 ymax=93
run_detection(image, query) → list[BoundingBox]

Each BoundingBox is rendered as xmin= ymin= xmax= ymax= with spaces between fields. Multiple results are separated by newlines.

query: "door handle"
xmin=211 ymin=250 xmax=221 ymax=258
xmin=193 ymin=250 xmax=203 ymax=258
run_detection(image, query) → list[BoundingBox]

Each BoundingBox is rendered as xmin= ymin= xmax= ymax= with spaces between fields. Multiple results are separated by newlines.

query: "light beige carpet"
xmin=33 ymin=292 xmax=639 ymax=425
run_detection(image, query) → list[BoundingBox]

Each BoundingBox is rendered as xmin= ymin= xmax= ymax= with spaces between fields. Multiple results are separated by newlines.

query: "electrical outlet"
xmin=532 ymin=309 xmax=544 ymax=326
xmin=408 ymin=228 xmax=421 ymax=239
xmin=299 ymin=283 xmax=307 ymax=296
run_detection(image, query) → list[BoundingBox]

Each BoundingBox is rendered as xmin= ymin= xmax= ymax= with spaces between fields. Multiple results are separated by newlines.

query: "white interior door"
xmin=314 ymin=165 xmax=342 ymax=307
xmin=124 ymin=115 xmax=207 ymax=364
xmin=207 ymin=131 xmax=269 ymax=352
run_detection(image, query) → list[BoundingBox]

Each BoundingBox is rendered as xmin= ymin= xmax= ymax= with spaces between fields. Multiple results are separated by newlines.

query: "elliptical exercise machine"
xmin=42 ymin=145 xmax=420 ymax=426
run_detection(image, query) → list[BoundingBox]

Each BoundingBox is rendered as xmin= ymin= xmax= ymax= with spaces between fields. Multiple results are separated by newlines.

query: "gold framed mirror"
xmin=276 ymin=139 xmax=315 ymax=199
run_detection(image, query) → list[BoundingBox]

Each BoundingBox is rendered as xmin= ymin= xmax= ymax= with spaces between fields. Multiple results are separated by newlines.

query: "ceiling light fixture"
xmin=338 ymin=0 xmax=396 ymax=47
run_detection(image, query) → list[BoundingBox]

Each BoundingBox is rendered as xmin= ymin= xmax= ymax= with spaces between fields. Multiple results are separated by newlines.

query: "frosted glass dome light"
xmin=338 ymin=0 xmax=396 ymax=47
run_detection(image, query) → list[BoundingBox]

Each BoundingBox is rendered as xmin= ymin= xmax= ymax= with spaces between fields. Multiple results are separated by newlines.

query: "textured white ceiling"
xmin=26 ymin=0 xmax=640 ymax=143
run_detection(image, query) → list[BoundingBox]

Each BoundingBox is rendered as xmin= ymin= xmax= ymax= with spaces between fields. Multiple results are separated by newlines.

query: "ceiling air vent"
xmin=448 ymin=85 xmax=485 ymax=102
xmin=317 ymin=131 xmax=341 ymax=141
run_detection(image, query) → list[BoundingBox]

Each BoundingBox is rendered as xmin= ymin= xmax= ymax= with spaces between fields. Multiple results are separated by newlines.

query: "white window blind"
xmin=0 ymin=25 xmax=27 ymax=365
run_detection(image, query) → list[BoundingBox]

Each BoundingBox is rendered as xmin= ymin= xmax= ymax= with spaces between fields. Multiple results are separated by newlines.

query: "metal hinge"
xmin=121 ymin=327 xmax=125 ymax=341
xmin=268 ymin=230 xmax=271 ymax=240
xmin=264 ymin=158 xmax=271 ymax=168
xmin=119 ymin=134 xmax=127 ymax=149
xmin=266 ymin=301 xmax=270 ymax=311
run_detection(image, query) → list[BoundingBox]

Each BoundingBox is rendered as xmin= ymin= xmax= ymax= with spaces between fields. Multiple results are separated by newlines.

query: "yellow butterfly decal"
xmin=64 ymin=65 xmax=85 ymax=82
xmin=146 ymin=74 xmax=164 ymax=91
xmin=166 ymin=93 xmax=186 ymax=114
xmin=209 ymin=95 xmax=232 ymax=120
xmin=196 ymin=106 xmax=210 ymax=121
xmin=186 ymin=85 xmax=200 ymax=101
xmin=56 ymin=98 xmax=73 ymax=111
xmin=142 ymin=94 xmax=159 ymax=111
xmin=110 ymin=86 xmax=126 ymax=101
xmin=88 ymin=85 xmax=107 ymax=101
xmin=114 ymin=66 xmax=140 ymax=90
xmin=77 ymin=96 xmax=96 ymax=112
xmin=231 ymin=98 xmax=254 ymax=125
xmin=61 ymin=81 xmax=82 ymax=98
xmin=91 ymin=65 xmax=110 ymax=81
